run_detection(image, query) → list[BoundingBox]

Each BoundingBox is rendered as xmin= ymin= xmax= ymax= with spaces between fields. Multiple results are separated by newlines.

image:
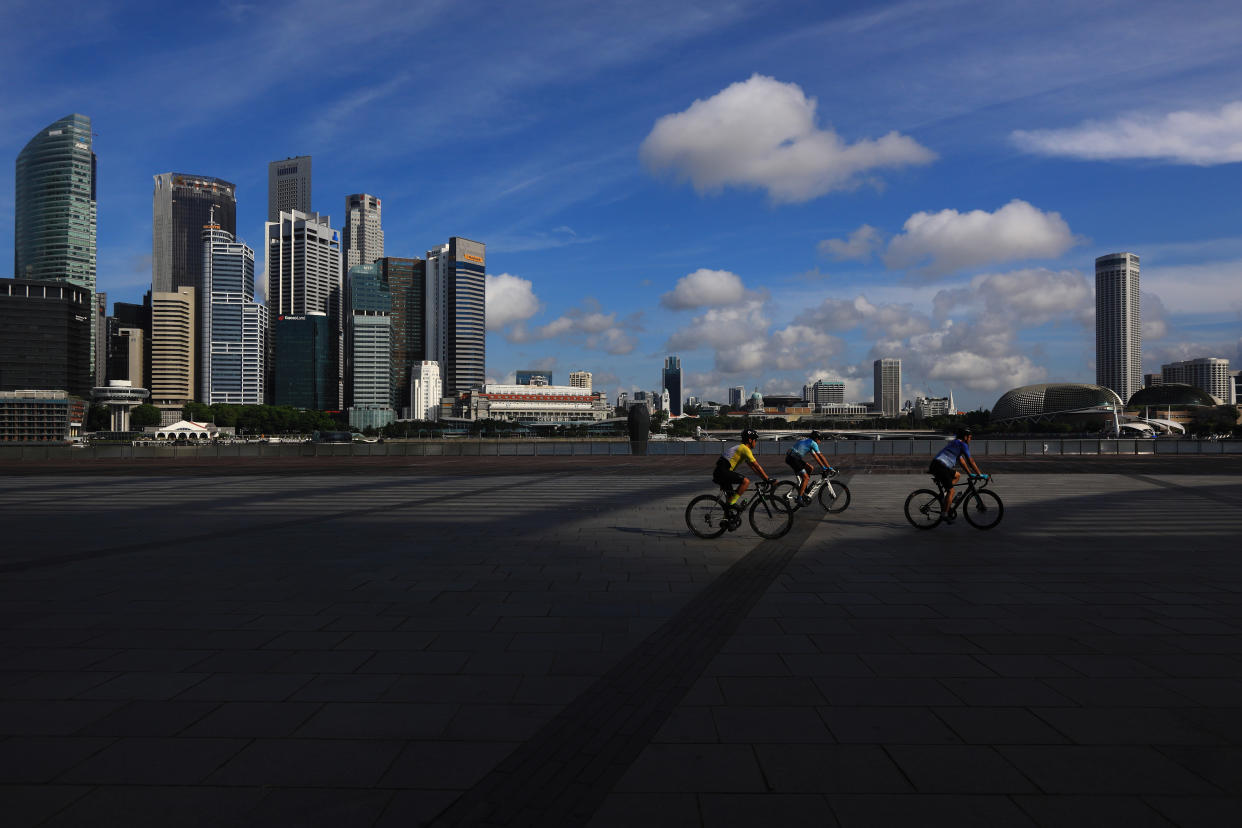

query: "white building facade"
xmin=466 ymin=383 xmax=612 ymax=422
xmin=342 ymin=193 xmax=384 ymax=271
xmin=1161 ymin=357 xmax=1232 ymax=404
xmin=410 ymin=361 xmax=442 ymax=421
xmin=873 ymin=359 xmax=901 ymax=416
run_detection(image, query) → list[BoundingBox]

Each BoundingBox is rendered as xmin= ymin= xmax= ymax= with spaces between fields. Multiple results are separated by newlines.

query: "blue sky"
xmin=3 ymin=0 xmax=1241 ymax=410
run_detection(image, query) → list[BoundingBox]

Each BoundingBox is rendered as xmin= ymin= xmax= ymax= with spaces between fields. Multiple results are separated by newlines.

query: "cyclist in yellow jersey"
xmin=713 ymin=428 xmax=773 ymax=508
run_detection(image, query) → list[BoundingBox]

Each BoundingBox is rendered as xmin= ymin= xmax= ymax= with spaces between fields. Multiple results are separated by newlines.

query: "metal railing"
xmin=2 ymin=438 xmax=1241 ymax=461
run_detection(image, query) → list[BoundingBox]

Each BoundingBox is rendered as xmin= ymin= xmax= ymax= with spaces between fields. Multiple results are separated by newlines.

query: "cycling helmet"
xmin=954 ymin=426 xmax=973 ymax=439
xmin=809 ymin=430 xmax=822 ymax=441
xmin=741 ymin=428 xmax=759 ymax=442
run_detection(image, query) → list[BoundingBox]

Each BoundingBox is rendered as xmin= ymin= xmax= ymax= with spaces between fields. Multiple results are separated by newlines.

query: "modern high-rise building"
xmin=873 ymin=358 xmax=901 ymax=416
xmin=662 ymin=355 xmax=682 ymax=416
xmin=377 ymin=257 xmax=426 ymax=414
xmin=272 ymin=313 xmax=334 ymax=410
xmin=266 ymin=210 xmax=342 ymax=408
xmin=0 ymin=279 xmax=92 ymax=398
xmin=426 ymin=237 xmax=486 ymax=395
xmin=342 ymin=194 xmax=384 ymax=271
xmin=516 ymin=370 xmax=553 ymax=386
xmin=803 ymin=379 xmax=845 ymax=406
xmin=1095 ymin=252 xmax=1142 ymax=405
xmin=410 ymin=361 xmax=442 ymax=422
xmin=15 ymin=114 xmax=97 ymax=377
xmin=152 ymin=174 xmax=237 ymax=295
xmin=1161 ymin=357 xmax=1232 ymax=404
xmin=201 ymin=223 xmax=266 ymax=405
xmin=107 ymin=327 xmax=144 ymax=388
xmin=729 ymin=386 xmax=745 ymax=409
xmin=569 ymin=371 xmax=592 ymax=390
xmin=94 ymin=292 xmax=108 ymax=387
xmin=268 ymin=156 xmax=311 ymax=223
xmin=151 ymin=287 xmax=196 ymax=422
xmin=112 ymin=293 xmax=152 ymax=388
xmin=345 ymin=263 xmax=394 ymax=429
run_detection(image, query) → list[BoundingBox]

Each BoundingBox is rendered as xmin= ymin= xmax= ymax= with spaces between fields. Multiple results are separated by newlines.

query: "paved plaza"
xmin=2 ymin=458 xmax=1241 ymax=826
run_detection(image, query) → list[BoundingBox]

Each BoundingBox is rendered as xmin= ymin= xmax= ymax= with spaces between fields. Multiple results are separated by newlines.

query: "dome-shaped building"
xmin=992 ymin=383 xmax=1123 ymax=423
xmin=1127 ymin=383 xmax=1219 ymax=409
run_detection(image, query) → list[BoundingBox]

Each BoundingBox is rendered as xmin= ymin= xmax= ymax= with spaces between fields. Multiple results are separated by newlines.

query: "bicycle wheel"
xmin=904 ymin=488 xmax=943 ymax=529
xmin=772 ymin=481 xmax=800 ymax=509
xmin=685 ymin=494 xmax=729 ymax=538
xmin=819 ymin=479 xmax=851 ymax=513
xmin=962 ymin=489 xmax=1003 ymax=530
xmin=749 ymin=491 xmax=793 ymax=539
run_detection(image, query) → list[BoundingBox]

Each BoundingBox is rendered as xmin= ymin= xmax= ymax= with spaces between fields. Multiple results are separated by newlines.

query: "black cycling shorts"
xmin=785 ymin=451 xmax=810 ymax=475
xmin=928 ymin=459 xmax=956 ymax=490
xmin=713 ymin=457 xmax=744 ymax=493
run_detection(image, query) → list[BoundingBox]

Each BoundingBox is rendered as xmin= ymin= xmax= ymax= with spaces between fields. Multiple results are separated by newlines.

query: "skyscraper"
xmin=377 ymin=257 xmax=426 ymax=415
xmin=662 ymin=355 xmax=682 ymax=416
xmin=151 ymin=287 xmax=196 ymax=422
xmin=345 ymin=263 xmax=393 ymax=429
xmin=873 ymin=358 xmax=901 ymax=416
xmin=1161 ymin=357 xmax=1232 ymax=403
xmin=1095 ymin=252 xmax=1141 ymax=404
xmin=516 ymin=370 xmax=553 ymax=386
xmin=272 ymin=314 xmax=334 ymax=409
xmin=153 ymin=174 xmax=236 ymax=386
xmin=569 ymin=371 xmax=592 ymax=390
xmin=201 ymin=223 xmax=266 ymax=404
xmin=729 ymin=386 xmax=745 ymax=409
xmin=94 ymin=292 xmax=108 ymax=386
xmin=342 ymin=194 xmax=384 ymax=271
xmin=266 ymin=210 xmax=342 ymax=408
xmin=0 ymin=279 xmax=92 ymax=398
xmin=804 ymin=379 xmax=845 ymax=406
xmin=15 ymin=114 xmax=97 ymax=377
xmin=426 ymin=237 xmax=486 ymax=395
xmin=268 ymin=156 xmax=311 ymax=223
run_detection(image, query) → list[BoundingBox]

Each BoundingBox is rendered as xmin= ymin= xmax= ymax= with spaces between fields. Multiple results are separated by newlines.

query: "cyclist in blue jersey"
xmin=785 ymin=430 xmax=833 ymax=505
xmin=929 ymin=427 xmax=986 ymax=521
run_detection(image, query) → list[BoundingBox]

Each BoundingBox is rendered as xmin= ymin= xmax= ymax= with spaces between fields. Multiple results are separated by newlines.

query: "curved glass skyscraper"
xmin=426 ymin=237 xmax=485 ymax=395
xmin=15 ymin=114 xmax=97 ymax=379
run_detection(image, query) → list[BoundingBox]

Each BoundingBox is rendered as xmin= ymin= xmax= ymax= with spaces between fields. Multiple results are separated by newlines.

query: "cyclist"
xmin=929 ymin=426 xmax=986 ymax=522
xmin=714 ymin=428 xmax=773 ymax=510
xmin=786 ymin=430 xmax=833 ymax=505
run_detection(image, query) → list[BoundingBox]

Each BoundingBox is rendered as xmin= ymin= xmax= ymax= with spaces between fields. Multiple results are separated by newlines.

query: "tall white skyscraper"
xmin=1161 ymin=357 xmax=1232 ymax=403
xmin=569 ymin=371 xmax=592 ymax=390
xmin=201 ymin=223 xmax=266 ymax=404
xmin=268 ymin=156 xmax=311 ymax=224
xmin=873 ymin=358 xmax=901 ymax=416
xmin=1095 ymin=252 xmax=1141 ymax=405
xmin=426 ymin=237 xmax=486 ymax=395
xmin=411 ymin=361 xmax=442 ymax=421
xmin=266 ymin=210 xmax=342 ymax=407
xmin=345 ymin=263 xmax=393 ymax=429
xmin=342 ymin=194 xmax=384 ymax=271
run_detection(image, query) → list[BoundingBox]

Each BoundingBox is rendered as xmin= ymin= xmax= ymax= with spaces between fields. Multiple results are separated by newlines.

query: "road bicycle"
xmin=904 ymin=472 xmax=1003 ymax=530
xmin=684 ymin=478 xmax=793 ymax=539
xmin=772 ymin=467 xmax=850 ymax=514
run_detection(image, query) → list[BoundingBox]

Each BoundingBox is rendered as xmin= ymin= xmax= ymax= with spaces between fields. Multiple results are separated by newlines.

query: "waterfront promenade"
xmin=2 ymin=457 xmax=1240 ymax=826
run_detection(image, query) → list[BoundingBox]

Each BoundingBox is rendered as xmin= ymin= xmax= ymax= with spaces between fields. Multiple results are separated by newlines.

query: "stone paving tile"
xmin=886 ymin=745 xmax=1039 ymax=793
xmin=0 ymin=736 xmax=112 ymax=783
xmin=0 ymin=700 xmax=122 ymax=735
xmin=1142 ymin=796 xmax=1241 ymax=827
xmin=207 ymin=738 xmax=404 ymax=787
xmin=612 ymin=743 xmax=767 ymax=793
xmin=374 ymin=790 xmax=461 ymax=827
xmin=819 ymin=706 xmax=962 ymax=744
xmin=78 ymin=700 xmax=219 ymax=737
xmin=78 ymin=671 xmax=209 ymax=701
xmin=176 ymin=672 xmax=314 ymax=701
xmin=182 ymin=701 xmax=320 ymax=738
xmin=826 ymin=793 xmax=1037 ymax=827
xmin=239 ymin=787 xmax=393 ymax=828
xmin=0 ymin=670 xmax=120 ymax=699
xmin=700 ymin=793 xmax=837 ymax=827
xmin=934 ymin=706 xmax=1070 ymax=744
xmin=40 ymin=785 xmax=263 ymax=828
xmin=1013 ymin=795 xmax=1177 ymax=827
xmin=997 ymin=745 xmax=1221 ymax=794
xmin=754 ymin=744 xmax=911 ymax=793
xmin=712 ymin=706 xmax=833 ymax=743
xmin=813 ymin=677 xmax=962 ymax=706
xmin=585 ymin=792 xmax=701 ymax=828
xmin=380 ymin=739 xmax=519 ymax=788
xmin=58 ymin=736 xmax=249 ymax=785
xmin=0 ymin=785 xmax=93 ymax=828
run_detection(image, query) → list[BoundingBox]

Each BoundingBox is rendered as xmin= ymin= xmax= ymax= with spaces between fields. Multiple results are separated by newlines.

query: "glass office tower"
xmin=426 ymin=237 xmax=485 ymax=395
xmin=202 ymin=224 xmax=266 ymax=404
xmin=15 ymin=114 xmax=97 ymax=376
xmin=377 ymin=257 xmax=425 ymax=414
xmin=662 ymin=355 xmax=682 ymax=416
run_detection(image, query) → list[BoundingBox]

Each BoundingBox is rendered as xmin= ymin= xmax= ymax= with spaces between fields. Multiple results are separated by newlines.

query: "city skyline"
xmin=3 ymin=2 xmax=1242 ymax=410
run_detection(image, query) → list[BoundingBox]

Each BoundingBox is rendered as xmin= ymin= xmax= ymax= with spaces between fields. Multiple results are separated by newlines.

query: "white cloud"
xmin=485 ymin=272 xmax=541 ymax=330
xmin=1142 ymin=259 xmax=1242 ymax=314
xmin=794 ymin=296 xmax=933 ymax=340
xmin=818 ymin=224 xmax=883 ymax=262
xmin=933 ymin=268 xmax=1093 ymax=327
xmin=661 ymin=268 xmax=747 ymax=309
xmin=1012 ymin=101 xmax=1242 ymax=165
xmin=883 ymin=200 xmax=1079 ymax=276
xmin=506 ymin=298 xmax=640 ymax=355
xmin=640 ymin=74 xmax=936 ymax=204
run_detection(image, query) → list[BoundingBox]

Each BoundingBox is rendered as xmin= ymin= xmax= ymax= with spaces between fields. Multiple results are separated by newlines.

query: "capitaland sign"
xmin=462 ymin=253 xmax=484 ymax=264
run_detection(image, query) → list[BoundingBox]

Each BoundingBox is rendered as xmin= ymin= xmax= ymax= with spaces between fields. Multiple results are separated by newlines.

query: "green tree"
xmin=84 ymin=403 xmax=110 ymax=432
xmin=130 ymin=404 xmax=162 ymax=429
